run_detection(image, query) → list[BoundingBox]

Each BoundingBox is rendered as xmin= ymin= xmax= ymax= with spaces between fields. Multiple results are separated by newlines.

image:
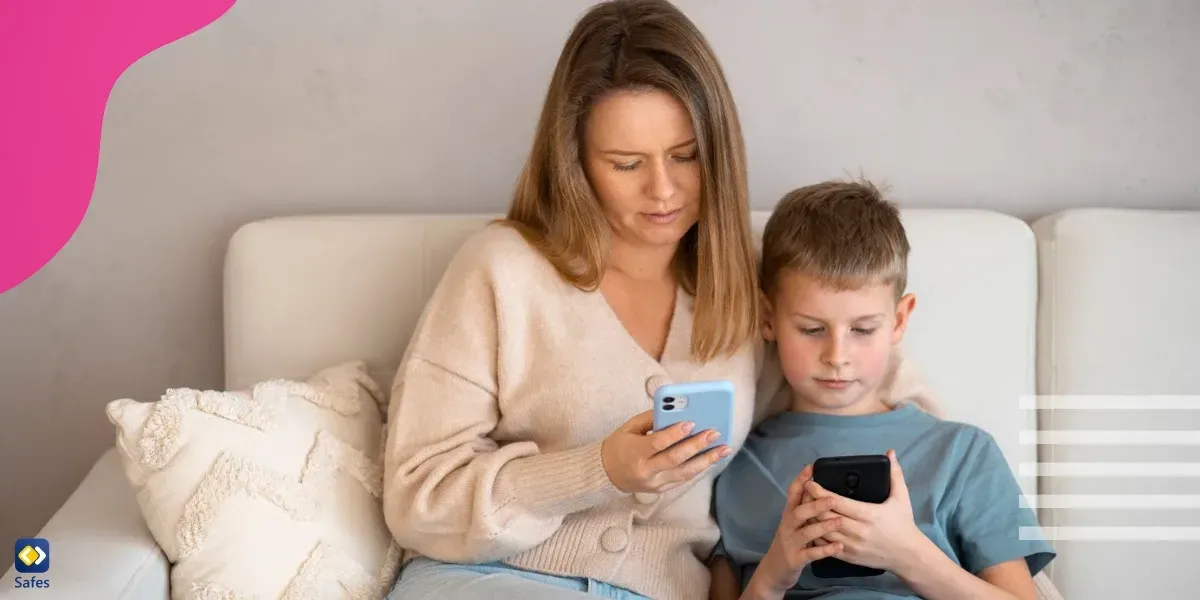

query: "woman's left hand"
xmin=804 ymin=449 xmax=927 ymax=573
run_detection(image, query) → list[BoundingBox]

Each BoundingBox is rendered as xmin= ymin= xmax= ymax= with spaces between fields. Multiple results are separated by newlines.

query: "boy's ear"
xmin=891 ymin=292 xmax=916 ymax=344
xmin=760 ymin=290 xmax=776 ymax=341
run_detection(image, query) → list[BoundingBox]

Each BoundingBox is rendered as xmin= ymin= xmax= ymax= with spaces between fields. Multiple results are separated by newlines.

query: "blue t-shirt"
xmin=712 ymin=403 xmax=1056 ymax=599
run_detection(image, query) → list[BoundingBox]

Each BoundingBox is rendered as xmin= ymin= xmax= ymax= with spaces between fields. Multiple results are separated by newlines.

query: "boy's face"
xmin=765 ymin=270 xmax=916 ymax=415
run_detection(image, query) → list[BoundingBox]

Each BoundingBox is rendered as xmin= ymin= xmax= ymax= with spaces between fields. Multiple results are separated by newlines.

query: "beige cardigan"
xmin=382 ymin=223 xmax=1063 ymax=600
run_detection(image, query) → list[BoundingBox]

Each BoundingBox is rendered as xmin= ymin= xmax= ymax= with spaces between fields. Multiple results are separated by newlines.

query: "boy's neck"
xmin=789 ymin=388 xmax=892 ymax=417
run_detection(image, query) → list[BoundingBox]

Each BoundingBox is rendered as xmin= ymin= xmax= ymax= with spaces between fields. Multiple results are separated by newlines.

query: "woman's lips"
xmin=643 ymin=208 xmax=682 ymax=224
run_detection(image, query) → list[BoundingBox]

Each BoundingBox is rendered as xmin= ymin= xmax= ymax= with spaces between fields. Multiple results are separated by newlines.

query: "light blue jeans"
xmin=387 ymin=557 xmax=652 ymax=599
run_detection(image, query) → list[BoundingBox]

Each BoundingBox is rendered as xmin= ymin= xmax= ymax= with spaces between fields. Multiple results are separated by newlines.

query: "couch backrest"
xmin=223 ymin=209 xmax=1039 ymax=491
xmin=1031 ymin=208 xmax=1200 ymax=599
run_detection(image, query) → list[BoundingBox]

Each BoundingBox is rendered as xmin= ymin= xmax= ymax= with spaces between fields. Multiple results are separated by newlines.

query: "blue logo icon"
xmin=14 ymin=538 xmax=49 ymax=574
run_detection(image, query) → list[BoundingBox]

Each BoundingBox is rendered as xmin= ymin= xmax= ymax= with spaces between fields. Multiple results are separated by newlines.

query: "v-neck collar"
xmin=589 ymin=283 xmax=691 ymax=369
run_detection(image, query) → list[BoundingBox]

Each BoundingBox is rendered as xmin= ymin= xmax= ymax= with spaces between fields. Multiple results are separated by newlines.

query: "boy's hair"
xmin=760 ymin=179 xmax=910 ymax=299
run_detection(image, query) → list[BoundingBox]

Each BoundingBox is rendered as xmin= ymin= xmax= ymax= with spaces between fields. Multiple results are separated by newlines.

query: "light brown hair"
xmin=501 ymin=0 xmax=759 ymax=362
xmin=760 ymin=179 xmax=910 ymax=300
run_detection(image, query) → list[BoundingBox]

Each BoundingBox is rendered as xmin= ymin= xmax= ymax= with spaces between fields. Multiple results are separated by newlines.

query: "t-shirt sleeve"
xmin=949 ymin=430 xmax=1057 ymax=576
xmin=710 ymin=442 xmax=787 ymax=573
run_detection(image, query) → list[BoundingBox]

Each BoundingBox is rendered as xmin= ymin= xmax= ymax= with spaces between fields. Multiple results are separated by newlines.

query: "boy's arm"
xmin=709 ymin=555 xmax=798 ymax=600
xmin=893 ymin=537 xmax=1035 ymax=600
xmin=892 ymin=430 xmax=1053 ymax=600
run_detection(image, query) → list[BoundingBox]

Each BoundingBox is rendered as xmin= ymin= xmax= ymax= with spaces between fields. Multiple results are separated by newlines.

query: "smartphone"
xmin=652 ymin=380 xmax=735 ymax=453
xmin=810 ymin=454 xmax=891 ymax=579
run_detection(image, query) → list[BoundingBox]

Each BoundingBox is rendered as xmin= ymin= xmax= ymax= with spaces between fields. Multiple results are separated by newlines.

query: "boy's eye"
xmin=852 ymin=327 xmax=878 ymax=335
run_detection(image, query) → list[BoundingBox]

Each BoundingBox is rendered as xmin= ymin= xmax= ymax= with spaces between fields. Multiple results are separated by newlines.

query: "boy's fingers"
xmin=815 ymin=512 xmax=868 ymax=539
xmin=803 ymin=542 xmax=842 ymax=561
xmin=785 ymin=465 xmax=813 ymax=512
xmin=798 ymin=516 xmax=843 ymax=544
xmin=792 ymin=497 xmax=835 ymax=525
xmin=888 ymin=449 xmax=909 ymax=497
xmin=803 ymin=481 xmax=874 ymax=521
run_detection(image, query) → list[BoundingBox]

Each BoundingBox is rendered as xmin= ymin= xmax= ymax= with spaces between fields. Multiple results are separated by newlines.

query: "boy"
xmin=709 ymin=181 xmax=1056 ymax=600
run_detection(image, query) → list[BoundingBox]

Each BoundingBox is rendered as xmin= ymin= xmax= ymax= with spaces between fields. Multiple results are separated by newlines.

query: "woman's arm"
xmin=382 ymin=230 xmax=625 ymax=563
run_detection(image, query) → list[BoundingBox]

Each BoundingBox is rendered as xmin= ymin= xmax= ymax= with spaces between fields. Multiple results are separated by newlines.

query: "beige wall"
xmin=1 ymin=0 xmax=1198 ymax=544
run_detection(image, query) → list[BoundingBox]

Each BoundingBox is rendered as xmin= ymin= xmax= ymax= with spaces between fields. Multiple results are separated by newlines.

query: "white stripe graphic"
xmin=1019 ymin=394 xmax=1200 ymax=411
xmin=1019 ymin=430 xmax=1200 ymax=445
xmin=1020 ymin=494 xmax=1200 ymax=509
xmin=1019 ymin=462 xmax=1200 ymax=477
xmin=1020 ymin=527 xmax=1200 ymax=541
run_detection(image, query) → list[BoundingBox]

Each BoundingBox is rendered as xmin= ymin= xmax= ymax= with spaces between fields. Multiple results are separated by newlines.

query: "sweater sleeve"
xmin=382 ymin=227 xmax=626 ymax=563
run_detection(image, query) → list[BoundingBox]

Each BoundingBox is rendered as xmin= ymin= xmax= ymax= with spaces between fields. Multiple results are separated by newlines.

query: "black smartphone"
xmin=809 ymin=454 xmax=891 ymax=579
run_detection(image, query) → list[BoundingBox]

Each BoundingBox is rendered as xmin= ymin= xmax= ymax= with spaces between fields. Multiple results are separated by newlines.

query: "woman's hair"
xmin=503 ymin=0 xmax=759 ymax=362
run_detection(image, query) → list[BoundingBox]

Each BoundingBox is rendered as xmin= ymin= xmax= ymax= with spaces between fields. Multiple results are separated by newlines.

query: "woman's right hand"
xmin=600 ymin=410 xmax=732 ymax=494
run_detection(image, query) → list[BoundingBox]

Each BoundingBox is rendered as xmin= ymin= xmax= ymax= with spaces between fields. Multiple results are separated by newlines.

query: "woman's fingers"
xmin=645 ymin=419 xmax=696 ymax=453
xmin=651 ymin=428 xmax=720 ymax=470
xmin=658 ymin=443 xmax=730 ymax=488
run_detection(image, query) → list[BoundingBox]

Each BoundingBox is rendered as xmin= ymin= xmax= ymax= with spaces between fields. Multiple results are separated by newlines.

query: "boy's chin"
xmin=792 ymin=385 xmax=889 ymax=415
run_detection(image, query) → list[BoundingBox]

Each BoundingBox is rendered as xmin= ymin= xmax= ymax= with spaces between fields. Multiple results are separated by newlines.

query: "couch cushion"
xmin=1032 ymin=208 xmax=1200 ymax=599
xmin=106 ymin=361 xmax=401 ymax=599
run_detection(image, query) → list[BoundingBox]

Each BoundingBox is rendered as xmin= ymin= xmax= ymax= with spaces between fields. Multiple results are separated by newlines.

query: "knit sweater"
xmin=382 ymin=224 xmax=762 ymax=600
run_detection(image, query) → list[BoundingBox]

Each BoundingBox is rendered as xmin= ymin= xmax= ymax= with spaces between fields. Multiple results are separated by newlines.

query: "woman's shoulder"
xmin=443 ymin=221 xmax=559 ymax=283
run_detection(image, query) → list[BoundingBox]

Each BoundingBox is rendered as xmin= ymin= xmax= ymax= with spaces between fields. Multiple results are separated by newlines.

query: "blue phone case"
xmin=652 ymin=379 xmax=735 ymax=452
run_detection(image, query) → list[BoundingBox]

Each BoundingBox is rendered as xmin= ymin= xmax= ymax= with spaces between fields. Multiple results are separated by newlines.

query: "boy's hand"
xmin=804 ymin=449 xmax=926 ymax=573
xmin=751 ymin=465 xmax=845 ymax=595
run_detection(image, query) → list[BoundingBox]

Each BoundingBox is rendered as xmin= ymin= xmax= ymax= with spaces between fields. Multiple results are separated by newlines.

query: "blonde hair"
xmin=760 ymin=179 xmax=910 ymax=299
xmin=501 ymin=0 xmax=759 ymax=362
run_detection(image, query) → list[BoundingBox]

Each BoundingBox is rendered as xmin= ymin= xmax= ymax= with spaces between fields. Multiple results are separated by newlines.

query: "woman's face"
xmin=581 ymin=88 xmax=702 ymax=252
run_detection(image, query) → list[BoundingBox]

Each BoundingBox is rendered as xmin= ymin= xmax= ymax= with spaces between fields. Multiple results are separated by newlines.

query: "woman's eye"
xmin=799 ymin=327 xmax=823 ymax=336
xmin=613 ymin=161 xmax=639 ymax=172
xmin=673 ymin=153 xmax=697 ymax=163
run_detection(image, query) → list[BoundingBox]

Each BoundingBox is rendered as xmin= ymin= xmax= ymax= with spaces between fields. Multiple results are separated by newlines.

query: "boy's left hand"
xmin=803 ymin=449 xmax=926 ymax=573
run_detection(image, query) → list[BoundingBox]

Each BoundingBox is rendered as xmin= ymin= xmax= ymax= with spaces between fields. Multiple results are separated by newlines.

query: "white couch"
xmin=5 ymin=207 xmax=1198 ymax=599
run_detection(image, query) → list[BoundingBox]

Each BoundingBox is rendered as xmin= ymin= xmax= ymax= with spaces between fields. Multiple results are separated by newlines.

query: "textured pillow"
xmin=106 ymin=361 xmax=401 ymax=599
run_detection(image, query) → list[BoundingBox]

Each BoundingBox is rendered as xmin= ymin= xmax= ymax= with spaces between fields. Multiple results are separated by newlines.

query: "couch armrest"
xmin=1 ymin=448 xmax=169 ymax=600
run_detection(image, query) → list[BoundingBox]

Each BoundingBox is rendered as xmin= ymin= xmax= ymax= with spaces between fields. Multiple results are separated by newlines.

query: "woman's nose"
xmin=646 ymin=161 xmax=677 ymax=202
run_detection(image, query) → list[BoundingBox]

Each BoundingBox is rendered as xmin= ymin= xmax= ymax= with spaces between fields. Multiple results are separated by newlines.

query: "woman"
xmin=383 ymin=1 xmax=760 ymax=598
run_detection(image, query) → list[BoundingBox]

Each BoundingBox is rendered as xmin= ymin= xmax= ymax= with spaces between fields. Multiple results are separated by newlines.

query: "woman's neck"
xmin=606 ymin=238 xmax=677 ymax=283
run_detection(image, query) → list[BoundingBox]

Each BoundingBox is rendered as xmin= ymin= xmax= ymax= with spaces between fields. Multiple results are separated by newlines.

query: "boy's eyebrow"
xmin=793 ymin=312 xmax=885 ymax=322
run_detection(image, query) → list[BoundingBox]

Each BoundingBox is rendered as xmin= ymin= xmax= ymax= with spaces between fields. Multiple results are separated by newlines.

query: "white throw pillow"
xmin=106 ymin=361 xmax=401 ymax=599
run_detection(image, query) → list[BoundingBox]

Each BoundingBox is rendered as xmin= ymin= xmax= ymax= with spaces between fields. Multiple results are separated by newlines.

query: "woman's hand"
xmin=747 ymin=465 xmax=845 ymax=598
xmin=600 ymin=411 xmax=732 ymax=494
xmin=805 ymin=449 xmax=926 ymax=573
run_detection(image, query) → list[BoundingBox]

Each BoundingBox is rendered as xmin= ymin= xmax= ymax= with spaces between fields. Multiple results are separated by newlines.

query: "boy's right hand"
xmin=751 ymin=465 xmax=845 ymax=595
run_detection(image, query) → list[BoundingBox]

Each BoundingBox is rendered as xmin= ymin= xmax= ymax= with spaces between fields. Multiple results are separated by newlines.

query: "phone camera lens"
xmin=845 ymin=472 xmax=860 ymax=489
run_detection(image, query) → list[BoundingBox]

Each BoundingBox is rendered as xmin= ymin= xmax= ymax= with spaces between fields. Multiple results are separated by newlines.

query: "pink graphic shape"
xmin=0 ymin=0 xmax=237 ymax=295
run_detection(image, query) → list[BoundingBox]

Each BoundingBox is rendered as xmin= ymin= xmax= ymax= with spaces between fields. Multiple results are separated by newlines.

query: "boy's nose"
xmin=821 ymin=339 xmax=849 ymax=368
